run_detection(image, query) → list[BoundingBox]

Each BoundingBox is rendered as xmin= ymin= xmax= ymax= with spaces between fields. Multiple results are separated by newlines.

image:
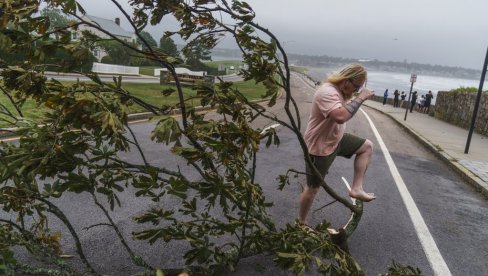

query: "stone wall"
xmin=341 ymin=93 xmax=487 ymax=136
xmin=435 ymin=92 xmax=488 ymax=136
xmin=371 ymin=95 xmax=409 ymax=109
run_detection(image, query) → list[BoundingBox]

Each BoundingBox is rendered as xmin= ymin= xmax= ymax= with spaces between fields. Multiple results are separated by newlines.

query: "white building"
xmin=74 ymin=15 xmax=137 ymax=61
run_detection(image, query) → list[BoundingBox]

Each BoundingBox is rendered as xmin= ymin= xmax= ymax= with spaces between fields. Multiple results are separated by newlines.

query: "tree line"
xmin=0 ymin=7 xmax=213 ymax=73
xmin=289 ymin=53 xmax=481 ymax=80
xmin=212 ymin=47 xmax=482 ymax=80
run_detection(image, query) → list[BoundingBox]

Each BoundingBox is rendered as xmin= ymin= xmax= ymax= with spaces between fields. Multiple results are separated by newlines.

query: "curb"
xmin=364 ymin=103 xmax=488 ymax=199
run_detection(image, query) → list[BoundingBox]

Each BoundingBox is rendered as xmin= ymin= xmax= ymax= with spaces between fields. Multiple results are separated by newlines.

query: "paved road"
xmin=6 ymin=73 xmax=488 ymax=275
xmin=354 ymin=107 xmax=488 ymax=276
xmin=232 ymin=73 xmax=488 ymax=276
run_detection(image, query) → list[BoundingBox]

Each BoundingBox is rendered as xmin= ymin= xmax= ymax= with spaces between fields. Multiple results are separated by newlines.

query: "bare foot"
xmin=349 ymin=190 xmax=376 ymax=202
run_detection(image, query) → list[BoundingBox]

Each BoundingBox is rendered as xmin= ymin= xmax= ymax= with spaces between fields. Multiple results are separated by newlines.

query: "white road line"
xmin=360 ymin=108 xmax=452 ymax=276
xmin=341 ymin=177 xmax=356 ymax=204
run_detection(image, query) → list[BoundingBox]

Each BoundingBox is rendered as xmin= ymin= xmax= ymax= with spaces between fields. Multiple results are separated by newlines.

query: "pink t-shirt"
xmin=304 ymin=83 xmax=346 ymax=156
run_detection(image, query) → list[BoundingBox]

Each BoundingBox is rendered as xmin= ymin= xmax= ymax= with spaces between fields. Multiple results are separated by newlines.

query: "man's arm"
xmin=329 ymin=88 xmax=374 ymax=123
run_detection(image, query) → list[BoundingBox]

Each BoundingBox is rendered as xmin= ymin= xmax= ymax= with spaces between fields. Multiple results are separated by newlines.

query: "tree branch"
xmin=90 ymin=192 xmax=152 ymax=269
xmin=34 ymin=197 xmax=98 ymax=275
xmin=126 ymin=123 xmax=149 ymax=166
xmin=0 ymin=86 xmax=23 ymax=117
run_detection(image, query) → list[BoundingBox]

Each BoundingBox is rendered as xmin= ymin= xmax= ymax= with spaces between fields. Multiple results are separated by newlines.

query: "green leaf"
xmin=167 ymin=177 xmax=188 ymax=199
xmin=151 ymin=116 xmax=181 ymax=145
xmin=162 ymin=88 xmax=176 ymax=96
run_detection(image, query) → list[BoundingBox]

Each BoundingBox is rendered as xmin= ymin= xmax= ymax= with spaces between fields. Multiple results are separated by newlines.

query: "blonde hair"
xmin=326 ymin=63 xmax=367 ymax=85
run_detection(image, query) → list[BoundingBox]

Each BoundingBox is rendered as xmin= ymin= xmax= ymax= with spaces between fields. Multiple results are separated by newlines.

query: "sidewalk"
xmin=364 ymin=100 xmax=488 ymax=198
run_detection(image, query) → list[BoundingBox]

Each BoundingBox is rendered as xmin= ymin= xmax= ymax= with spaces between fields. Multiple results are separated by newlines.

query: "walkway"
xmin=364 ymin=100 xmax=488 ymax=198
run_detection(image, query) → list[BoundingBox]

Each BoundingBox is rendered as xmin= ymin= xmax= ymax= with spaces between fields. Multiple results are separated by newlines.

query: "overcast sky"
xmin=75 ymin=0 xmax=488 ymax=69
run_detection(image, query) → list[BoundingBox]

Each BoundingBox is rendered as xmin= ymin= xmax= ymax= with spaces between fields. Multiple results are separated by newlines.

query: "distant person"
xmin=383 ymin=89 xmax=389 ymax=105
xmin=299 ymin=64 xmax=376 ymax=227
xmin=400 ymin=91 xmax=406 ymax=108
xmin=417 ymin=95 xmax=425 ymax=111
xmin=423 ymin=90 xmax=434 ymax=113
xmin=410 ymin=91 xmax=418 ymax=113
xmin=393 ymin=89 xmax=400 ymax=107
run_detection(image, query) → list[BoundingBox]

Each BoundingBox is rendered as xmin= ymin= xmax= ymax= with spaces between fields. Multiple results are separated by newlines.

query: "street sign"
xmin=405 ymin=74 xmax=417 ymax=121
xmin=410 ymin=73 xmax=417 ymax=83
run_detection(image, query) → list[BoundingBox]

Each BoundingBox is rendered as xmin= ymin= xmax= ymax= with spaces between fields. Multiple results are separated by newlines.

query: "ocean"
xmin=211 ymin=56 xmax=487 ymax=105
xmin=305 ymin=67 xmax=488 ymax=105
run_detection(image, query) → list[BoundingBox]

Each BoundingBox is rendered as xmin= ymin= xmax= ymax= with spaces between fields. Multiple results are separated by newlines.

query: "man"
xmin=410 ymin=91 xmax=418 ymax=113
xmin=393 ymin=89 xmax=400 ymax=108
xmin=423 ymin=90 xmax=434 ymax=113
xmin=400 ymin=91 xmax=406 ymax=108
xmin=299 ymin=64 xmax=376 ymax=225
xmin=383 ymin=88 xmax=388 ymax=105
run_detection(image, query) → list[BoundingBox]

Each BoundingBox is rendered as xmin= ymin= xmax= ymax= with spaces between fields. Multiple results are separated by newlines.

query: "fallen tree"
xmin=0 ymin=1 xmax=416 ymax=275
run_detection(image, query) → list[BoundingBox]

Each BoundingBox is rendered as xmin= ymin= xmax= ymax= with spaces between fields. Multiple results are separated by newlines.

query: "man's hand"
xmin=357 ymin=88 xmax=374 ymax=101
xmin=339 ymin=88 xmax=375 ymax=120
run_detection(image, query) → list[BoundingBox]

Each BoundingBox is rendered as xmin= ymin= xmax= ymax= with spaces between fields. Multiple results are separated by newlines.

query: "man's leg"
xmin=349 ymin=139 xmax=376 ymax=202
xmin=299 ymin=185 xmax=321 ymax=224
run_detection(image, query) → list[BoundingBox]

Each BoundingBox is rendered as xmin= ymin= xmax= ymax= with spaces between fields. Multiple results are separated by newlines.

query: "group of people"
xmin=383 ymin=89 xmax=407 ymax=108
xmin=407 ymin=90 xmax=434 ymax=114
xmin=384 ymin=89 xmax=434 ymax=114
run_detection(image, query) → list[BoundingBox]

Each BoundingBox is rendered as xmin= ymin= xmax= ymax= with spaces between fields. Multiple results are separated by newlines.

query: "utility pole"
xmin=465 ymin=46 xmax=488 ymax=154
xmin=404 ymin=73 xmax=417 ymax=121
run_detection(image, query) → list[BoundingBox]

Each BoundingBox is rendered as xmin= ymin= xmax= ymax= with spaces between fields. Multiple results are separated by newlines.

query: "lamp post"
xmin=464 ymin=46 xmax=488 ymax=154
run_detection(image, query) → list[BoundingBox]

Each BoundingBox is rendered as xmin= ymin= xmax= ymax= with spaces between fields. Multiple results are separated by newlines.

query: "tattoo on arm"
xmin=344 ymin=97 xmax=364 ymax=116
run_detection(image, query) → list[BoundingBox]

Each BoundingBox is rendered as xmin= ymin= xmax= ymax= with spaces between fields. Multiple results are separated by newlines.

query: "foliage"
xmin=0 ymin=80 xmax=268 ymax=126
xmin=379 ymin=260 xmax=423 ymax=276
xmin=449 ymin=86 xmax=484 ymax=93
xmin=183 ymin=38 xmax=212 ymax=71
xmin=269 ymin=223 xmax=363 ymax=275
xmin=97 ymin=40 xmax=140 ymax=66
xmin=0 ymin=0 xmax=368 ymax=275
xmin=137 ymin=31 xmax=158 ymax=52
xmin=159 ymin=36 xmax=179 ymax=57
xmin=40 ymin=7 xmax=70 ymax=39
xmin=0 ymin=26 xmax=94 ymax=72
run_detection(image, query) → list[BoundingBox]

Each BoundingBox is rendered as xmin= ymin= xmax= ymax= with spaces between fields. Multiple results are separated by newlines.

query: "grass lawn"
xmin=0 ymin=79 xmax=268 ymax=126
xmin=205 ymin=60 xmax=243 ymax=75
xmin=139 ymin=66 xmax=159 ymax=76
xmin=204 ymin=60 xmax=243 ymax=70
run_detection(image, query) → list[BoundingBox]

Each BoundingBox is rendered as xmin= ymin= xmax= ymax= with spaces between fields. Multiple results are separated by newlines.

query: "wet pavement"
xmin=363 ymin=100 xmax=488 ymax=198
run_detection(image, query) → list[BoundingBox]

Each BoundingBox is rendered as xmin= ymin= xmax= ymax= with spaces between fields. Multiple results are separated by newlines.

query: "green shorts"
xmin=305 ymin=133 xmax=366 ymax=188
